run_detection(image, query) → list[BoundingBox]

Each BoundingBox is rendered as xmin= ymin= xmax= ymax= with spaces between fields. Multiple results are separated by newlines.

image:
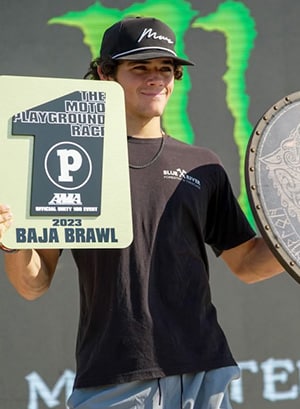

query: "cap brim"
xmin=114 ymin=50 xmax=195 ymax=66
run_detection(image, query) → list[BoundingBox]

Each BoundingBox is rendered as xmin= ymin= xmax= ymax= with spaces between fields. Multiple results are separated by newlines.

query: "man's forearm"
xmin=4 ymin=249 xmax=55 ymax=300
xmin=243 ymin=238 xmax=285 ymax=283
xmin=222 ymin=237 xmax=285 ymax=284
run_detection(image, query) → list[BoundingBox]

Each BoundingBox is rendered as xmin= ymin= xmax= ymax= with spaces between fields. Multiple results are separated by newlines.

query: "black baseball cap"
xmin=100 ymin=17 xmax=194 ymax=66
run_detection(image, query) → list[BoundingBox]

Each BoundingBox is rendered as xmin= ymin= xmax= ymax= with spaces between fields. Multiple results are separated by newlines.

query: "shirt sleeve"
xmin=205 ymin=165 xmax=256 ymax=256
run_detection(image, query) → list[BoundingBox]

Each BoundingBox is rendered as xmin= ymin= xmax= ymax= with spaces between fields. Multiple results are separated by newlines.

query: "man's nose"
xmin=145 ymin=70 xmax=164 ymax=85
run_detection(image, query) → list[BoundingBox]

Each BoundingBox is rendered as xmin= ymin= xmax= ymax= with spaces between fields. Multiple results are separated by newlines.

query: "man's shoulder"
xmin=166 ymin=136 xmax=222 ymax=166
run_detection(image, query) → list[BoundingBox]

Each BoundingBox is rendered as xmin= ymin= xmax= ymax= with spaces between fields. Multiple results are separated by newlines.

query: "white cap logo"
xmin=138 ymin=28 xmax=174 ymax=44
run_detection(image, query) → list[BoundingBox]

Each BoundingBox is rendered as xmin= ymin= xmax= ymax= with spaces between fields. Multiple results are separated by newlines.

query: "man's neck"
xmin=126 ymin=117 xmax=163 ymax=139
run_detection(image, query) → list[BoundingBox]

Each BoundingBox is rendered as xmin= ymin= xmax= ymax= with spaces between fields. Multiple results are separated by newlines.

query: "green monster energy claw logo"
xmin=49 ymin=0 xmax=256 ymax=228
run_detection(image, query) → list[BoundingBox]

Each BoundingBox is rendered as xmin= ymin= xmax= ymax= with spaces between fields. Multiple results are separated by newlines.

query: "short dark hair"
xmin=84 ymin=56 xmax=184 ymax=81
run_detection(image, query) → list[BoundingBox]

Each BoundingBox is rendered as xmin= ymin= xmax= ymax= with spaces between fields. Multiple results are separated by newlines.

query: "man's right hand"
xmin=0 ymin=204 xmax=13 ymax=243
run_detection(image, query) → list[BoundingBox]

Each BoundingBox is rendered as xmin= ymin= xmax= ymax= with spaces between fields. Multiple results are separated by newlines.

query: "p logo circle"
xmin=44 ymin=141 xmax=92 ymax=190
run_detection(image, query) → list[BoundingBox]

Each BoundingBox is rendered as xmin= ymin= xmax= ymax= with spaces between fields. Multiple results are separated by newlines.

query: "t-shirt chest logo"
xmin=163 ymin=168 xmax=201 ymax=189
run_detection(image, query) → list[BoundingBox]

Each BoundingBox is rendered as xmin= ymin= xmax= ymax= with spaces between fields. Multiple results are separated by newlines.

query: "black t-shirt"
xmin=71 ymin=136 xmax=255 ymax=388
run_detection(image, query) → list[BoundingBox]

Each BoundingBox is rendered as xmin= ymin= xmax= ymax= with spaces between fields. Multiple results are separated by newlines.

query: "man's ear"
xmin=97 ymin=66 xmax=111 ymax=80
xmin=97 ymin=65 xmax=108 ymax=80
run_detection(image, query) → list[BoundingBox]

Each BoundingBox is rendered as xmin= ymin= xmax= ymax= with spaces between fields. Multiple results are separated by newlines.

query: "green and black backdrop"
xmin=1 ymin=1 xmax=300 ymax=408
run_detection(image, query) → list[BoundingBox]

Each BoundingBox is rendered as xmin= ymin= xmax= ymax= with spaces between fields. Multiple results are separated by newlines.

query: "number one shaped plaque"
xmin=0 ymin=75 xmax=132 ymax=249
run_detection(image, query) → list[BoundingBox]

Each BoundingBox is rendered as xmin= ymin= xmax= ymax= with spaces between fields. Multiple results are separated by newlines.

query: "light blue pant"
xmin=67 ymin=366 xmax=239 ymax=409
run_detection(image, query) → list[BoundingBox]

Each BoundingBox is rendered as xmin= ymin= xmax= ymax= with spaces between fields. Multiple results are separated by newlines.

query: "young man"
xmin=0 ymin=17 xmax=284 ymax=409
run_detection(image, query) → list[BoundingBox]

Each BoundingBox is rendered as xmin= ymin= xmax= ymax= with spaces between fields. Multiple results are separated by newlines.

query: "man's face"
xmin=114 ymin=58 xmax=175 ymax=122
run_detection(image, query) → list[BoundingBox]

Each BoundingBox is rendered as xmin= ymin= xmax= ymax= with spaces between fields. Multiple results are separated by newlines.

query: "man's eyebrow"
xmin=126 ymin=60 xmax=149 ymax=65
xmin=126 ymin=59 xmax=174 ymax=65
